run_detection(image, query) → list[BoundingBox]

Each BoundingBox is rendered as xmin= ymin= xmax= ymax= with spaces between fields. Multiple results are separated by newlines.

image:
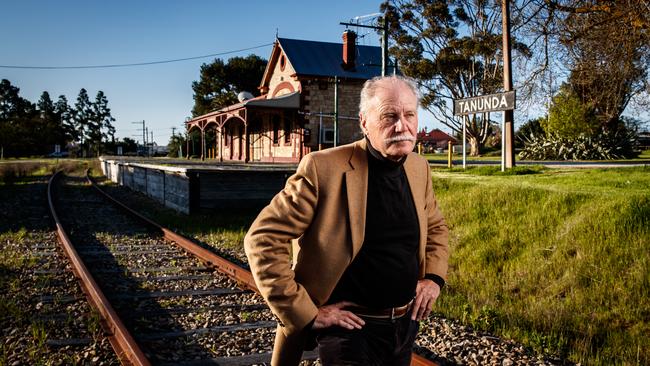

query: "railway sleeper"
xmin=124 ymin=303 xmax=269 ymax=318
xmin=135 ymin=320 xmax=277 ymax=341
xmin=156 ymin=350 xmax=319 ymax=366
xmin=110 ymin=288 xmax=247 ymax=301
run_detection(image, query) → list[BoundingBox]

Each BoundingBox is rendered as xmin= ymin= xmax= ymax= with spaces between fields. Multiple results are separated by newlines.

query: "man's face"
xmin=360 ymin=80 xmax=418 ymax=161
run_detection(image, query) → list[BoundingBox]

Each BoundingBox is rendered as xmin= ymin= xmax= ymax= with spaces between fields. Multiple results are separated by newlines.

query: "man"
xmin=244 ymin=75 xmax=449 ymax=365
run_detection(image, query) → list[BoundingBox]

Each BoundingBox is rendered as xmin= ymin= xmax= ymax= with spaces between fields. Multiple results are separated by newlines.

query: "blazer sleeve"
xmin=244 ymin=154 xmax=320 ymax=337
xmin=423 ymin=160 xmax=450 ymax=281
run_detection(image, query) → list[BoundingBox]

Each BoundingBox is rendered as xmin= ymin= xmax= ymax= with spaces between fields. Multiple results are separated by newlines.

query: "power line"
xmin=0 ymin=43 xmax=274 ymax=70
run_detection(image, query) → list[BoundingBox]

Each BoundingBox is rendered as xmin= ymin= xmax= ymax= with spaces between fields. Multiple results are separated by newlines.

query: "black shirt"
xmin=327 ymin=140 xmax=420 ymax=308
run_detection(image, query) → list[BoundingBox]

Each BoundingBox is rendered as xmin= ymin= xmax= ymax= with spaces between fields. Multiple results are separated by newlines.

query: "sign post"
xmin=462 ymin=116 xmax=467 ymax=169
xmin=502 ymin=0 xmax=515 ymax=169
xmin=453 ymin=91 xmax=516 ymax=169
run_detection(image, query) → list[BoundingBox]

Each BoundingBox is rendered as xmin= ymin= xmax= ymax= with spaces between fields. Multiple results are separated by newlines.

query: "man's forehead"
xmin=374 ymin=86 xmax=417 ymax=108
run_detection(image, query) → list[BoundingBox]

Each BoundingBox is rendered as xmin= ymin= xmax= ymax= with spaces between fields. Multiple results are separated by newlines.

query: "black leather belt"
xmin=347 ymin=299 xmax=414 ymax=320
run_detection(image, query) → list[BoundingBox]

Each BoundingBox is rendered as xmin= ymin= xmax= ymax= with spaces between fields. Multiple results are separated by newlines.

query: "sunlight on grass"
xmin=430 ymin=167 xmax=650 ymax=365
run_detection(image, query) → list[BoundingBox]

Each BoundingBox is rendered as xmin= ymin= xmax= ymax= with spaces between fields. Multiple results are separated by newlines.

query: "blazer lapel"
xmin=345 ymin=140 xmax=368 ymax=259
xmin=404 ymin=154 xmax=427 ymax=261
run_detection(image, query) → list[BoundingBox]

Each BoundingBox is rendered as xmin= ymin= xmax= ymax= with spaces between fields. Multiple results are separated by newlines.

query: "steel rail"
xmin=87 ymin=172 xmax=438 ymax=366
xmin=47 ymin=172 xmax=151 ymax=366
xmin=86 ymin=173 xmax=259 ymax=293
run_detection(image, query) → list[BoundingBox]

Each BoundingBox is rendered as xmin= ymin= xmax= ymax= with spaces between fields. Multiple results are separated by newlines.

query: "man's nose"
xmin=394 ymin=118 xmax=405 ymax=132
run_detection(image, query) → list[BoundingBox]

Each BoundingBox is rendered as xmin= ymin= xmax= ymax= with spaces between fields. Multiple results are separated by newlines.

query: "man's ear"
xmin=359 ymin=113 xmax=368 ymax=135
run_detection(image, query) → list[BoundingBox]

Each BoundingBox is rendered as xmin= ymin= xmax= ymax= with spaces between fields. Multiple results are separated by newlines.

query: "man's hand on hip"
xmin=412 ymin=279 xmax=440 ymax=321
xmin=312 ymin=301 xmax=365 ymax=330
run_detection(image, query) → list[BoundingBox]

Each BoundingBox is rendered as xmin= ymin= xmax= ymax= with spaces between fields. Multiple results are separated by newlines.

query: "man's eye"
xmin=382 ymin=114 xmax=398 ymax=121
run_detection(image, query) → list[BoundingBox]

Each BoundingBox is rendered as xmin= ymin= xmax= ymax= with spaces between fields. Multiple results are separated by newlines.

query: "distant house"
xmin=185 ymin=31 xmax=392 ymax=163
xmin=639 ymin=131 xmax=650 ymax=150
xmin=417 ymin=128 xmax=457 ymax=151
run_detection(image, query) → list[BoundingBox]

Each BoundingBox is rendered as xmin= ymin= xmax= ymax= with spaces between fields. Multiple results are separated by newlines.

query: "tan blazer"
xmin=244 ymin=139 xmax=449 ymax=365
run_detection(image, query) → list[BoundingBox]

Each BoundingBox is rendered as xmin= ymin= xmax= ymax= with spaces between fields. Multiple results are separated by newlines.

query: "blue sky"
xmin=1 ymin=1 xmax=402 ymax=144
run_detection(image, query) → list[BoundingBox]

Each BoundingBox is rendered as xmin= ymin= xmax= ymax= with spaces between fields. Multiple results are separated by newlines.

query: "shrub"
xmin=519 ymin=129 xmax=639 ymax=160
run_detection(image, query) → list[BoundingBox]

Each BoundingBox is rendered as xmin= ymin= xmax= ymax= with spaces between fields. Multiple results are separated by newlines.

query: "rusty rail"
xmin=86 ymin=174 xmax=259 ymax=294
xmin=86 ymin=172 xmax=438 ymax=366
xmin=47 ymin=172 xmax=151 ymax=366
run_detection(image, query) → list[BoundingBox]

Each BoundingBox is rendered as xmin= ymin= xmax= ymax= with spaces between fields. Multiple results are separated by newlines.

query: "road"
xmin=427 ymin=159 xmax=650 ymax=169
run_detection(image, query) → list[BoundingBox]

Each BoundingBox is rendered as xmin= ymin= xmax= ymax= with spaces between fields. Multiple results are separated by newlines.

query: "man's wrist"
xmin=424 ymin=273 xmax=445 ymax=289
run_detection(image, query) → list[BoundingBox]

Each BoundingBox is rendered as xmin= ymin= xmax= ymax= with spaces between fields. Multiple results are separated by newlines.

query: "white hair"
xmin=358 ymin=75 xmax=420 ymax=118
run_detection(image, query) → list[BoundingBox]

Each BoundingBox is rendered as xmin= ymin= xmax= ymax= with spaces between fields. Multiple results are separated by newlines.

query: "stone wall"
xmin=301 ymin=79 xmax=365 ymax=149
xmin=99 ymin=159 xmax=192 ymax=214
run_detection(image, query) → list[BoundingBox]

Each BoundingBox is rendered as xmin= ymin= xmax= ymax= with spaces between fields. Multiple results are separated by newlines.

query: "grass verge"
xmin=431 ymin=166 xmax=650 ymax=365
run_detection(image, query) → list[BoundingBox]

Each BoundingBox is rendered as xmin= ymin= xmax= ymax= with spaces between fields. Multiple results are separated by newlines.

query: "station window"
xmin=284 ymin=119 xmax=291 ymax=144
xmin=272 ymin=116 xmax=280 ymax=145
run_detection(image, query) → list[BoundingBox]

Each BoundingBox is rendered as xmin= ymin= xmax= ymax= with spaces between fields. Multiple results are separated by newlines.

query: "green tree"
xmin=167 ymin=133 xmax=186 ymax=158
xmin=382 ymin=0 xmax=531 ymax=155
xmin=515 ymin=116 xmax=546 ymax=147
xmin=74 ymin=88 xmax=94 ymax=157
xmin=120 ymin=137 xmax=138 ymax=154
xmin=523 ymin=1 xmax=650 ymax=131
xmin=36 ymin=91 xmax=61 ymax=153
xmin=543 ymin=84 xmax=598 ymax=138
xmin=54 ymin=95 xmax=75 ymax=147
xmin=0 ymin=79 xmax=36 ymax=157
xmin=87 ymin=91 xmax=115 ymax=156
xmin=191 ymin=54 xmax=267 ymax=117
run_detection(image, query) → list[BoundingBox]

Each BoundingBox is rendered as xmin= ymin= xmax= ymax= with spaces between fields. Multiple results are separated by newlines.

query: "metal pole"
xmin=462 ymin=116 xmax=467 ymax=169
xmin=501 ymin=113 xmax=506 ymax=172
xmin=145 ymin=127 xmax=148 ymax=157
xmin=502 ymin=0 xmax=515 ymax=168
xmin=318 ymin=109 xmax=323 ymax=151
xmin=382 ymin=19 xmax=388 ymax=76
xmin=201 ymin=129 xmax=205 ymax=161
xmin=334 ymin=76 xmax=339 ymax=147
xmin=186 ymin=133 xmax=190 ymax=159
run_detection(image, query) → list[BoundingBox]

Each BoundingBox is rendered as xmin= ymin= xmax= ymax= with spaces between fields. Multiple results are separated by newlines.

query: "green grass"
xmin=430 ymin=166 xmax=650 ymax=365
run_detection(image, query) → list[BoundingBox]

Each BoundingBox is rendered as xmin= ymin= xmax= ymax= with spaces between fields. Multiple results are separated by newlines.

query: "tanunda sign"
xmin=453 ymin=91 xmax=516 ymax=116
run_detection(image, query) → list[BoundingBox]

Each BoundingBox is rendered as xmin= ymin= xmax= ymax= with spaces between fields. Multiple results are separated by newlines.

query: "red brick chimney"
xmin=342 ymin=30 xmax=356 ymax=70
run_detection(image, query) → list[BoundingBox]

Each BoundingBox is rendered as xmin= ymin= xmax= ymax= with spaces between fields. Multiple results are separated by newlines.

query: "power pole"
xmin=502 ymin=0 xmax=515 ymax=168
xmin=150 ymin=130 xmax=154 ymax=156
xmin=171 ymin=127 xmax=177 ymax=137
xmin=132 ymin=120 xmax=145 ymax=155
xmin=145 ymin=127 xmax=149 ymax=156
xmin=340 ymin=10 xmax=390 ymax=76
xmin=381 ymin=18 xmax=388 ymax=77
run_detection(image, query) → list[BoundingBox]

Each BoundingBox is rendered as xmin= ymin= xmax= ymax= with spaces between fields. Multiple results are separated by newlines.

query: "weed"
xmin=87 ymin=310 xmax=102 ymax=341
xmin=28 ymin=322 xmax=48 ymax=359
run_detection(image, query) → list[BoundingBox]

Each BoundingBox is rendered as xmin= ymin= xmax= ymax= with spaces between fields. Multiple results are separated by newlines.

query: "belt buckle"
xmin=390 ymin=307 xmax=396 ymax=321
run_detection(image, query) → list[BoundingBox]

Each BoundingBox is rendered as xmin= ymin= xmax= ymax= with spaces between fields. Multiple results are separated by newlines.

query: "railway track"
xmin=47 ymin=171 xmax=438 ymax=366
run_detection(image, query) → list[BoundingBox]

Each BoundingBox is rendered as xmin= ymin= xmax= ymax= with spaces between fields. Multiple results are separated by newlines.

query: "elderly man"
xmin=244 ymin=75 xmax=449 ymax=366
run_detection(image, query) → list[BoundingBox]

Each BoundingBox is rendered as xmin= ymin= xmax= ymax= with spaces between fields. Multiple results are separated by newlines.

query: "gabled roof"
xmin=278 ymin=37 xmax=392 ymax=79
xmin=417 ymin=128 xmax=457 ymax=142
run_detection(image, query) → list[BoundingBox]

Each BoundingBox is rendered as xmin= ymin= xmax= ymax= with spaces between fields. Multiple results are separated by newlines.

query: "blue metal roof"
xmin=278 ymin=37 xmax=394 ymax=79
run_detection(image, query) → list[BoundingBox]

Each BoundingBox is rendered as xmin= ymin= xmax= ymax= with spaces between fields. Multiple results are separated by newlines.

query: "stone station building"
xmin=185 ymin=31 xmax=391 ymax=163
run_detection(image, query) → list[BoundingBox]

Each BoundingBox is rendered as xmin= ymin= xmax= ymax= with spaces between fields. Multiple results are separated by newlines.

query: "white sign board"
xmin=453 ymin=91 xmax=516 ymax=116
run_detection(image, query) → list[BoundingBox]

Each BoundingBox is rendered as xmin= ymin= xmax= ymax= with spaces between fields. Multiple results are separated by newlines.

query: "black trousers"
xmin=316 ymin=311 xmax=419 ymax=366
